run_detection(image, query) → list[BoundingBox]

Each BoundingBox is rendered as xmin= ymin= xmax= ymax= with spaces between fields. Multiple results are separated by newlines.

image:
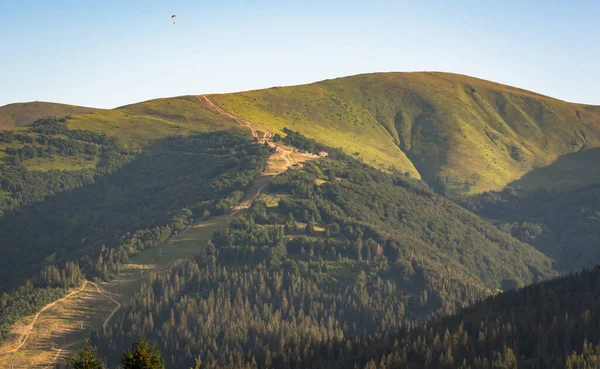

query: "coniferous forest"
xmin=79 ymin=139 xmax=572 ymax=369
xmin=1 ymin=122 xmax=600 ymax=369
xmin=472 ymin=184 xmax=600 ymax=272
xmin=68 ymin=267 xmax=600 ymax=369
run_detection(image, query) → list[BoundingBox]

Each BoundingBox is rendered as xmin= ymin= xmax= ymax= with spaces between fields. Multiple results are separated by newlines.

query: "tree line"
xmin=0 ymin=262 xmax=82 ymax=344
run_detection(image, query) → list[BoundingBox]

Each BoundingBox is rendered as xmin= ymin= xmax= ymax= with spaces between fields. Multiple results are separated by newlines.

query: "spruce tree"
xmin=71 ymin=339 xmax=104 ymax=369
xmin=121 ymin=337 xmax=166 ymax=369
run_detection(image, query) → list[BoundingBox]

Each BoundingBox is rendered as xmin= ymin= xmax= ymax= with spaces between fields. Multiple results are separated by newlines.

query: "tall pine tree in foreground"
xmin=121 ymin=337 xmax=166 ymax=369
xmin=70 ymin=339 xmax=104 ymax=369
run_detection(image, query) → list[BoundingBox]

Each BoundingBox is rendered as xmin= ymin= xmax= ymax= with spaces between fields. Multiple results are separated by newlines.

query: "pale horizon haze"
xmin=1 ymin=0 xmax=598 ymax=108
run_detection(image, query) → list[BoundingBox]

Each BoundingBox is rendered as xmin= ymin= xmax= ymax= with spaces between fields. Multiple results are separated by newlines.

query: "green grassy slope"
xmin=66 ymin=96 xmax=240 ymax=149
xmin=211 ymin=72 xmax=600 ymax=194
xmin=1 ymin=97 xmax=239 ymax=151
xmin=0 ymin=97 xmax=239 ymax=175
xmin=0 ymin=102 xmax=99 ymax=130
xmin=5 ymin=73 xmax=599 ymax=194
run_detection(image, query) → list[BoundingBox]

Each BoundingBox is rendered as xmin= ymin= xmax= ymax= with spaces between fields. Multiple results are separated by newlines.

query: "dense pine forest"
xmin=472 ymin=184 xmax=600 ymax=272
xmin=58 ymin=267 xmax=600 ymax=369
xmin=86 ymin=138 xmax=556 ymax=368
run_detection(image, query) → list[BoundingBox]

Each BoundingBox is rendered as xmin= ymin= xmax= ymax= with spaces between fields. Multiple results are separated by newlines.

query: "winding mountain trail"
xmin=90 ymin=282 xmax=121 ymax=329
xmin=197 ymin=95 xmax=273 ymax=142
xmin=230 ymin=174 xmax=275 ymax=216
xmin=197 ymin=95 xmax=307 ymax=174
xmin=0 ymin=281 xmax=89 ymax=356
xmin=197 ymin=94 xmax=322 ymax=216
xmin=43 ymin=340 xmax=85 ymax=369
xmin=0 ymin=280 xmax=121 ymax=368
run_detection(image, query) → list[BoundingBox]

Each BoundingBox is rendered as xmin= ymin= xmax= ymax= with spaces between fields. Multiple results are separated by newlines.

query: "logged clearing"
xmin=23 ymin=156 xmax=99 ymax=172
xmin=0 ymin=282 xmax=117 ymax=368
xmin=0 ymin=282 xmax=90 ymax=356
xmin=126 ymin=214 xmax=231 ymax=273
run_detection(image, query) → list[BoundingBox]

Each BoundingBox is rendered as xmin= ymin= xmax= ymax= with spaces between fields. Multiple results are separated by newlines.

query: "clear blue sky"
xmin=1 ymin=0 xmax=598 ymax=108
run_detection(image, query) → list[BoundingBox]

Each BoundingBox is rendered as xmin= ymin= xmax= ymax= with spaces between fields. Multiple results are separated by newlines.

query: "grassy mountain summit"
xmin=0 ymin=101 xmax=98 ymax=130
xmin=210 ymin=72 xmax=600 ymax=194
xmin=3 ymin=73 xmax=600 ymax=195
xmin=66 ymin=96 xmax=240 ymax=149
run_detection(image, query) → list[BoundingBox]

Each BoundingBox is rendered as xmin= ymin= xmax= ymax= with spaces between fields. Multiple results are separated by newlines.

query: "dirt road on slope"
xmin=197 ymin=95 xmax=307 ymax=174
xmin=43 ymin=340 xmax=85 ymax=369
xmin=196 ymin=95 xmax=324 ymax=214
xmin=90 ymin=282 xmax=121 ymax=329
xmin=0 ymin=279 xmax=121 ymax=364
xmin=0 ymin=281 xmax=89 ymax=356
xmin=197 ymin=95 xmax=272 ymax=142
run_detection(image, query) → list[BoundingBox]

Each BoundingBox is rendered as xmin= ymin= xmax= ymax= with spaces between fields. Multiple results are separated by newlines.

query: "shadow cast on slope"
xmin=509 ymin=147 xmax=600 ymax=191
xmin=0 ymin=131 xmax=268 ymax=290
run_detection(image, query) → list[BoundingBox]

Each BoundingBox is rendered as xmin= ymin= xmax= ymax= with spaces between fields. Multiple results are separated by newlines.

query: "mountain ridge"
xmin=209 ymin=72 xmax=600 ymax=194
xmin=5 ymin=72 xmax=599 ymax=117
xmin=0 ymin=101 xmax=99 ymax=130
xmin=3 ymin=72 xmax=600 ymax=195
